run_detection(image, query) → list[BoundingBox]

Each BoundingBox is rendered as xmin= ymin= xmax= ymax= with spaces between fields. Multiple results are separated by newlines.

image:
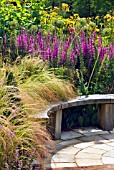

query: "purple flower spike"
xmin=46 ymin=46 xmax=52 ymax=60
xmin=70 ymin=48 xmax=75 ymax=61
xmin=3 ymin=35 xmax=7 ymax=44
xmin=89 ymin=35 xmax=95 ymax=56
xmin=107 ymin=44 xmax=114 ymax=59
xmin=61 ymin=51 xmax=67 ymax=60
xmin=99 ymin=47 xmax=107 ymax=62
xmin=75 ymin=40 xmax=80 ymax=56
xmin=60 ymin=50 xmax=67 ymax=64
xmin=98 ymin=36 xmax=102 ymax=54
xmin=53 ymin=43 xmax=59 ymax=60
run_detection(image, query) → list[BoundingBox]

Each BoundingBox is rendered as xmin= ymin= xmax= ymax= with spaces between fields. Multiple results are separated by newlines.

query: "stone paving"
xmin=46 ymin=127 xmax=114 ymax=169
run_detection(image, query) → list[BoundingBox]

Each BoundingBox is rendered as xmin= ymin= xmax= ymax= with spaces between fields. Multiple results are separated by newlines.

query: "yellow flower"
xmin=62 ymin=3 xmax=69 ymax=12
xmin=95 ymin=28 xmax=100 ymax=32
xmin=74 ymin=14 xmax=79 ymax=19
xmin=62 ymin=3 xmax=69 ymax=8
xmin=41 ymin=18 xmax=46 ymax=24
xmin=104 ymin=14 xmax=111 ymax=19
xmin=70 ymin=16 xmax=73 ymax=19
xmin=107 ymin=18 xmax=111 ymax=22
xmin=39 ymin=10 xmax=47 ymax=15
xmin=54 ymin=7 xmax=59 ymax=11
xmin=65 ymin=18 xmax=74 ymax=27
xmin=89 ymin=27 xmax=93 ymax=31
xmin=65 ymin=7 xmax=69 ymax=12
xmin=51 ymin=12 xmax=58 ymax=16
xmin=88 ymin=17 xmax=91 ymax=20
xmin=95 ymin=16 xmax=99 ymax=20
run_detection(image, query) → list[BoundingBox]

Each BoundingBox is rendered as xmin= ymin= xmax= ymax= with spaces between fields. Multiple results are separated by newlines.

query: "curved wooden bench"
xmin=38 ymin=94 xmax=114 ymax=139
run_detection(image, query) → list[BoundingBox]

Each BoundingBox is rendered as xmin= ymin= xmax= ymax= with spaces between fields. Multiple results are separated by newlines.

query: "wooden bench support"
xmin=47 ymin=110 xmax=62 ymax=139
xmin=55 ymin=110 xmax=62 ymax=139
xmin=113 ymin=105 xmax=114 ymax=122
xmin=98 ymin=104 xmax=113 ymax=131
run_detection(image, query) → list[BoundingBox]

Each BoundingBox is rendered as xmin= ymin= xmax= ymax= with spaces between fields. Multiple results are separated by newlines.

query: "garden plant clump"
xmin=0 ymin=84 xmax=53 ymax=169
xmin=2 ymin=29 xmax=114 ymax=95
xmin=0 ymin=57 xmax=75 ymax=169
xmin=0 ymin=0 xmax=114 ymax=169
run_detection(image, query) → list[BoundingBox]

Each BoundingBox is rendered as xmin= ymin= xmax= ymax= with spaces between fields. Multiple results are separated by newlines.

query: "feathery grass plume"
xmin=19 ymin=75 xmax=76 ymax=116
xmin=0 ymin=56 xmax=76 ymax=169
xmin=0 ymin=112 xmax=54 ymax=169
xmin=0 ymin=86 xmax=54 ymax=170
xmin=6 ymin=57 xmax=76 ymax=116
xmin=0 ymin=68 xmax=6 ymax=87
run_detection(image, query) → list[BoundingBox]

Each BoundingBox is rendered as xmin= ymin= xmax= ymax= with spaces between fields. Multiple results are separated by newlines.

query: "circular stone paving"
xmin=50 ymin=127 xmax=114 ymax=169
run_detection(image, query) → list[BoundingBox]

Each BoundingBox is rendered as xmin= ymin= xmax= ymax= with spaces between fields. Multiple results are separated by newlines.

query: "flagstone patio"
xmin=46 ymin=127 xmax=114 ymax=169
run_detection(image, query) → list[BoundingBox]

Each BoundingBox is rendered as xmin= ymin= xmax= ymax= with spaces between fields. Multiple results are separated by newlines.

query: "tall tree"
xmin=45 ymin=0 xmax=114 ymax=17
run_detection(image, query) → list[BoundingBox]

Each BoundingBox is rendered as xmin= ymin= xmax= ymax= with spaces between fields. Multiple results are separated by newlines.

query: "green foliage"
xmin=78 ymin=58 xmax=114 ymax=95
xmin=0 ymin=0 xmax=113 ymax=37
xmin=48 ymin=0 xmax=114 ymax=17
xmin=93 ymin=57 xmax=114 ymax=94
xmin=49 ymin=67 xmax=72 ymax=80
xmin=0 ymin=0 xmax=48 ymax=36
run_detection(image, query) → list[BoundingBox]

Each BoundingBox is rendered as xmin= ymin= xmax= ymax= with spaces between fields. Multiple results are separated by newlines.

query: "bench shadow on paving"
xmin=43 ymin=127 xmax=114 ymax=170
